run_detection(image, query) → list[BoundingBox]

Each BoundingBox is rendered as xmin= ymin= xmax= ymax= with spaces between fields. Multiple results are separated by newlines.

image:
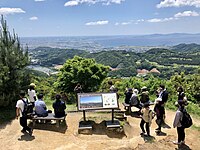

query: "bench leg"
xmin=128 ymin=106 xmax=131 ymax=114
xmin=56 ymin=120 xmax=59 ymax=128
xmin=33 ymin=120 xmax=36 ymax=127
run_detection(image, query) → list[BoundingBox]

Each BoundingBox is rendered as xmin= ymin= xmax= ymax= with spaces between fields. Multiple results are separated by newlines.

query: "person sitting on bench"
xmin=35 ymin=93 xmax=52 ymax=117
xmin=130 ymin=89 xmax=143 ymax=110
xmin=53 ymin=94 xmax=66 ymax=118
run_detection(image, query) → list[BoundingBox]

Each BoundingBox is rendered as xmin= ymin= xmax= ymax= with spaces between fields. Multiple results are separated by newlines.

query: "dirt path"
xmin=0 ymin=106 xmax=200 ymax=150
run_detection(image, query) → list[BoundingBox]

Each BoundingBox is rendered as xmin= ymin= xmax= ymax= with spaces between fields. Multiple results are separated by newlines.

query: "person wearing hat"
xmin=52 ymin=94 xmax=66 ymax=118
xmin=140 ymin=86 xmax=150 ymax=104
xmin=28 ymin=83 xmax=37 ymax=112
xmin=140 ymin=102 xmax=153 ymax=136
xmin=130 ymin=89 xmax=143 ymax=110
xmin=154 ymin=98 xmax=165 ymax=134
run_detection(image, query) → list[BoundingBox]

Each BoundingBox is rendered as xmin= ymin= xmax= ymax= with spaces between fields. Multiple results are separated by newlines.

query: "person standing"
xmin=124 ymin=88 xmax=133 ymax=104
xmin=28 ymin=83 xmax=37 ymax=112
xmin=173 ymin=100 xmax=187 ymax=145
xmin=154 ymin=98 xmax=165 ymax=134
xmin=158 ymin=85 xmax=168 ymax=121
xmin=74 ymin=83 xmax=83 ymax=94
xmin=140 ymin=86 xmax=150 ymax=105
xmin=16 ymin=90 xmax=33 ymax=135
xmin=53 ymin=94 xmax=66 ymax=118
xmin=140 ymin=103 xmax=153 ymax=136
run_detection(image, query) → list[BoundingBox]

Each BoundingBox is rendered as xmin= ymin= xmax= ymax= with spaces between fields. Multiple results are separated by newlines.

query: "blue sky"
xmin=0 ymin=0 xmax=200 ymax=37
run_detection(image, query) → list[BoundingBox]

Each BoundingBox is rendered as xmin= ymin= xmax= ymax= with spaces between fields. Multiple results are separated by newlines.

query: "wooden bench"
xmin=32 ymin=113 xmax=66 ymax=127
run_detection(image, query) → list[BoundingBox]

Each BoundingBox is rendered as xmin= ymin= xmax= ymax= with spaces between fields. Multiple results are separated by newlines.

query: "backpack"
xmin=21 ymin=99 xmax=33 ymax=117
xmin=181 ymin=110 xmax=193 ymax=128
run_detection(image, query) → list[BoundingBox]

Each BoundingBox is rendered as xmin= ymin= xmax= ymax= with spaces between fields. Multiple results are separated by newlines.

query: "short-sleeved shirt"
xmin=35 ymin=99 xmax=47 ymax=115
xmin=28 ymin=89 xmax=36 ymax=102
xmin=16 ymin=98 xmax=27 ymax=117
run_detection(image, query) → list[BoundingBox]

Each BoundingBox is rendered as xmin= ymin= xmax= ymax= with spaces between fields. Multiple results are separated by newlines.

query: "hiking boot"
xmin=155 ymin=127 xmax=160 ymax=131
xmin=28 ymin=128 xmax=33 ymax=136
xmin=21 ymin=129 xmax=26 ymax=134
xmin=173 ymin=141 xmax=181 ymax=145
xmin=140 ymin=132 xmax=145 ymax=136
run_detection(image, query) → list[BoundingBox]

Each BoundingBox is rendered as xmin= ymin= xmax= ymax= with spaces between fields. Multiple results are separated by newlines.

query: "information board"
xmin=77 ymin=93 xmax=119 ymax=111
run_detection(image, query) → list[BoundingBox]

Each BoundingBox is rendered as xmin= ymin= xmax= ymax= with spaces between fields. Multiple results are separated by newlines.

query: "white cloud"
xmin=174 ymin=10 xmax=199 ymax=17
xmin=29 ymin=16 xmax=38 ymax=20
xmin=121 ymin=21 xmax=132 ymax=25
xmin=85 ymin=20 xmax=109 ymax=26
xmin=0 ymin=7 xmax=25 ymax=15
xmin=157 ymin=0 xmax=200 ymax=8
xmin=64 ymin=0 xmax=125 ymax=7
xmin=64 ymin=1 xmax=79 ymax=6
xmin=147 ymin=17 xmax=175 ymax=23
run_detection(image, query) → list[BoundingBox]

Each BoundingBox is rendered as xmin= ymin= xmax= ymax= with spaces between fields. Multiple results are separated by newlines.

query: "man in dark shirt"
xmin=52 ymin=94 xmax=66 ymax=118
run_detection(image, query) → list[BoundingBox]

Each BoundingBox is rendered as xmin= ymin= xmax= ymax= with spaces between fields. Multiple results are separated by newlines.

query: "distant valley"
xmin=21 ymin=33 xmax=200 ymax=52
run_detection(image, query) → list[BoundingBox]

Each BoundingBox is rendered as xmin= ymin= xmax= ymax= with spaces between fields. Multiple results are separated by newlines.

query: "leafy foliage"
xmin=0 ymin=16 xmax=29 ymax=107
xmin=55 ymin=56 xmax=109 ymax=93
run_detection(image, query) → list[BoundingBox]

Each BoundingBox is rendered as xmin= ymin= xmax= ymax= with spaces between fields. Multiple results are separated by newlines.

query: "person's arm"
xmin=16 ymin=107 xmax=20 ymax=119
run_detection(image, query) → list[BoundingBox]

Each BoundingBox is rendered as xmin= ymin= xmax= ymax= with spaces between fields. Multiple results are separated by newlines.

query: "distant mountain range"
xmin=21 ymin=33 xmax=200 ymax=52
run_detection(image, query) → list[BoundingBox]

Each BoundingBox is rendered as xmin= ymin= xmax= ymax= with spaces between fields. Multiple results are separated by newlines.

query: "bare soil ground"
xmin=0 ymin=106 xmax=200 ymax=150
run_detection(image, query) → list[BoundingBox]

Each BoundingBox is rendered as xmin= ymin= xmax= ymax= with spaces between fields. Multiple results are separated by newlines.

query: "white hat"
xmin=30 ymin=83 xmax=36 ymax=87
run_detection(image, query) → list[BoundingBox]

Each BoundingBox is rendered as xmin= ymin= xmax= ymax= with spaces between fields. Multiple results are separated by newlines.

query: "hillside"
xmin=30 ymin=44 xmax=200 ymax=78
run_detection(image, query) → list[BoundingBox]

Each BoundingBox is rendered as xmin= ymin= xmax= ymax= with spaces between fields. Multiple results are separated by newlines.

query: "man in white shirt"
xmin=16 ymin=90 xmax=33 ymax=136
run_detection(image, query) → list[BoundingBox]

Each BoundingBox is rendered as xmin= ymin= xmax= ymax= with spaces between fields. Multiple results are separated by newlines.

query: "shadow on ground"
xmin=29 ymin=121 xmax=68 ymax=133
xmin=78 ymin=120 xmax=126 ymax=139
xmin=18 ymin=133 xmax=35 ymax=141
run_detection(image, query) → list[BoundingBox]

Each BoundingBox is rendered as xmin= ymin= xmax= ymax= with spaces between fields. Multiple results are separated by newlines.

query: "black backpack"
xmin=22 ymin=99 xmax=33 ymax=117
xmin=181 ymin=110 xmax=193 ymax=128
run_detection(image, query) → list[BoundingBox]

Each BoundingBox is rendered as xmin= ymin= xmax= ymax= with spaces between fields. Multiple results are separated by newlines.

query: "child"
xmin=154 ymin=98 xmax=165 ymax=134
xmin=140 ymin=103 xmax=153 ymax=136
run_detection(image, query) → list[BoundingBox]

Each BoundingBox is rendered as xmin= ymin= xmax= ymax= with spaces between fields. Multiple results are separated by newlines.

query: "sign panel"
xmin=78 ymin=93 xmax=119 ymax=111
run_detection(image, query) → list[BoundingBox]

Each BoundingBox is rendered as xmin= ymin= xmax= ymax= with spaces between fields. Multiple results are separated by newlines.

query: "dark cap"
xmin=37 ymin=93 xmax=43 ymax=99
xmin=19 ymin=90 xmax=25 ymax=97
xmin=56 ymin=94 xmax=61 ymax=100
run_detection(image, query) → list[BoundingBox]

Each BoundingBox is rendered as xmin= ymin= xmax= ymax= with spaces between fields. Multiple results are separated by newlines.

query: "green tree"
xmin=0 ymin=16 xmax=29 ymax=107
xmin=55 ymin=56 xmax=109 ymax=93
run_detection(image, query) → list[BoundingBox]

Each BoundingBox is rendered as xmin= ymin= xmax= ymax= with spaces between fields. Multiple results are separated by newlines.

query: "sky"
xmin=0 ymin=0 xmax=200 ymax=37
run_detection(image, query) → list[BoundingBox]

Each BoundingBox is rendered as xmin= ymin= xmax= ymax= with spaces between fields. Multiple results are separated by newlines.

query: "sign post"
xmin=77 ymin=93 xmax=120 ymax=131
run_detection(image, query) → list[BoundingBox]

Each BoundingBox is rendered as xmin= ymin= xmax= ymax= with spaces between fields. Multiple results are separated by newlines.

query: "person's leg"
xmin=146 ymin=122 xmax=150 ymax=136
xmin=177 ymin=127 xmax=182 ymax=143
xmin=140 ymin=119 xmax=145 ymax=134
xmin=20 ymin=117 xmax=31 ymax=132
xmin=181 ymin=127 xmax=185 ymax=142
xmin=19 ymin=117 xmax=26 ymax=132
